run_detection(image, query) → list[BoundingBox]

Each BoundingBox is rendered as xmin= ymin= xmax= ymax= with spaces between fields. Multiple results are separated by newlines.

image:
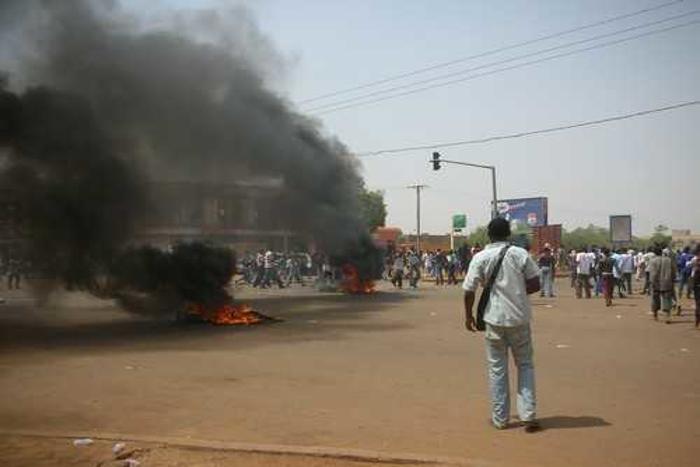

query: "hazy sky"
xmin=129 ymin=1 xmax=700 ymax=236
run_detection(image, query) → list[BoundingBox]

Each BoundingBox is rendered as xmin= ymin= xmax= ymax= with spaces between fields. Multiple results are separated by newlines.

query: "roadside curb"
xmin=0 ymin=429 xmax=482 ymax=466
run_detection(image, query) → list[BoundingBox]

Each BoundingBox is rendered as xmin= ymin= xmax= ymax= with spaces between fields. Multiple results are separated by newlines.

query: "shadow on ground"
xmin=0 ymin=290 xmax=420 ymax=355
xmin=540 ymin=415 xmax=611 ymax=430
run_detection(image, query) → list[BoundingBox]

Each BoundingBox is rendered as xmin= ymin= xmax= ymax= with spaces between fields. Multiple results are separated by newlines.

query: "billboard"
xmin=610 ymin=215 xmax=632 ymax=243
xmin=497 ymin=197 xmax=548 ymax=228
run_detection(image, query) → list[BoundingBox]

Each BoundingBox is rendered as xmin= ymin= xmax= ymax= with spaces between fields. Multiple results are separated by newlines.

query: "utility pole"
xmin=407 ymin=184 xmax=428 ymax=252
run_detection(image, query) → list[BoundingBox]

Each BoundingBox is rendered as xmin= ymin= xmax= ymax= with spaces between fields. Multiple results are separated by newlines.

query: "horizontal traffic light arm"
xmin=429 ymin=159 xmax=495 ymax=170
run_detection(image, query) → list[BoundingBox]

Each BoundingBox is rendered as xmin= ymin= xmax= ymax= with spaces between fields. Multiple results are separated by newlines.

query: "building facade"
xmin=135 ymin=178 xmax=302 ymax=253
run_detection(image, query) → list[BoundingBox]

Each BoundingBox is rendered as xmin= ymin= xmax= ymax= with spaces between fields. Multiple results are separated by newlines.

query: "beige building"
xmin=671 ymin=229 xmax=700 ymax=249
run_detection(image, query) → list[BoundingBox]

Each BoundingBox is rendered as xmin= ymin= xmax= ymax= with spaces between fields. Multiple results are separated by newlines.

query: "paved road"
xmin=0 ymin=279 xmax=698 ymax=467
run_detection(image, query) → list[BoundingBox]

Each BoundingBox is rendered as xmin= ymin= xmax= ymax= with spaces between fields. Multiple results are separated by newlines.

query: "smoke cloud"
xmin=0 ymin=0 xmax=369 ymax=288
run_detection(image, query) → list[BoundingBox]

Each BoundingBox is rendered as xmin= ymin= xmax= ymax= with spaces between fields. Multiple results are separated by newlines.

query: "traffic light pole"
xmin=432 ymin=155 xmax=499 ymax=219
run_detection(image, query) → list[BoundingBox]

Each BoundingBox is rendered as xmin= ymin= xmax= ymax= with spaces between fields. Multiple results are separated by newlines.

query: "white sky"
xmin=126 ymin=0 xmax=700 ymax=236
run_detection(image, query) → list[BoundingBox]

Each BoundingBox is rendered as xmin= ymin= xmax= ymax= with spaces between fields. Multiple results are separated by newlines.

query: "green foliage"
xmin=647 ymin=225 xmax=671 ymax=248
xmin=561 ymin=224 xmax=610 ymax=250
xmin=469 ymin=226 xmax=490 ymax=247
xmin=359 ymin=188 xmax=387 ymax=232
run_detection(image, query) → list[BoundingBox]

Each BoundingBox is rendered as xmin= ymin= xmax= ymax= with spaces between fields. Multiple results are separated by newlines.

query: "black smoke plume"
xmin=0 ymin=81 xmax=144 ymax=289
xmin=0 ymin=0 xmax=372 ymax=293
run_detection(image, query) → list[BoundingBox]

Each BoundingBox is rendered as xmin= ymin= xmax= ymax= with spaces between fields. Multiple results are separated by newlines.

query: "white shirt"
xmin=643 ymin=252 xmax=656 ymax=265
xmin=619 ymin=253 xmax=634 ymax=273
xmin=264 ymin=251 xmax=274 ymax=268
xmin=576 ymin=252 xmax=594 ymax=275
xmin=463 ymin=242 xmax=540 ymax=327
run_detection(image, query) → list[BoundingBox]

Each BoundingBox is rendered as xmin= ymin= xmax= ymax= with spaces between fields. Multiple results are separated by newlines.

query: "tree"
xmin=561 ymin=224 xmax=610 ymax=250
xmin=469 ymin=226 xmax=489 ymax=247
xmin=359 ymin=188 xmax=387 ymax=232
xmin=648 ymin=224 xmax=671 ymax=248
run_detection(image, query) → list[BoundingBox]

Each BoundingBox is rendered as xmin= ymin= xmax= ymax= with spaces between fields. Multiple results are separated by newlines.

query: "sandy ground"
xmin=0 ymin=435 xmax=436 ymax=467
xmin=0 ymin=277 xmax=698 ymax=467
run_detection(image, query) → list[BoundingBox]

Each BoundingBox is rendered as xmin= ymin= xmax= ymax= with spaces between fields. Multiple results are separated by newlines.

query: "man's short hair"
xmin=487 ymin=217 xmax=511 ymax=241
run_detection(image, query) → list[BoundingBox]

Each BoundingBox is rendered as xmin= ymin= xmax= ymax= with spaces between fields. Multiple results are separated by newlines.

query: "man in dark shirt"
xmin=537 ymin=248 xmax=556 ymax=297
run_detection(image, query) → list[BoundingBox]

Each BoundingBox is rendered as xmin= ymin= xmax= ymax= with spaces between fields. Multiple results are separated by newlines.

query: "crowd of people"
xmin=381 ymin=240 xmax=700 ymax=327
xmin=2 ymin=239 xmax=698 ymax=328
xmin=568 ymin=244 xmax=699 ymax=325
xmin=237 ymin=250 xmax=317 ymax=289
xmin=383 ymin=245 xmax=483 ymax=289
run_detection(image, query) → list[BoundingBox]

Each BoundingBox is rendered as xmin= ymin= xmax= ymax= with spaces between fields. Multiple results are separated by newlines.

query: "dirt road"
xmin=0 ymin=279 xmax=698 ymax=466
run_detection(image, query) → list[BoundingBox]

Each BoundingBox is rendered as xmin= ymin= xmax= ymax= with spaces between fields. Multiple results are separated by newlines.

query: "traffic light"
xmin=432 ymin=151 xmax=441 ymax=171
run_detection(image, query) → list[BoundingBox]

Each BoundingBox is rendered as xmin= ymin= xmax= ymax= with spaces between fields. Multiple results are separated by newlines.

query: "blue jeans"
xmin=485 ymin=323 xmax=536 ymax=425
xmin=540 ymin=268 xmax=554 ymax=296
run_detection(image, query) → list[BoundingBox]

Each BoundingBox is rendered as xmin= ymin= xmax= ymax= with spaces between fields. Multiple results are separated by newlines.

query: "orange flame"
xmin=187 ymin=302 xmax=265 ymax=325
xmin=341 ymin=264 xmax=375 ymax=294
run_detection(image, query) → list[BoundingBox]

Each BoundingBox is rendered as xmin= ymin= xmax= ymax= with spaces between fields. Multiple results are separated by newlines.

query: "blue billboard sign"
xmin=497 ymin=197 xmax=548 ymax=228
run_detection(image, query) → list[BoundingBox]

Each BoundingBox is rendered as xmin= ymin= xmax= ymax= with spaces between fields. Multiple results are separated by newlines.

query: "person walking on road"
xmin=689 ymin=245 xmax=700 ymax=328
xmin=434 ymin=250 xmax=446 ymax=286
xmin=642 ymin=247 xmax=656 ymax=295
xmin=575 ymin=247 xmax=594 ymax=299
xmin=648 ymin=247 xmax=676 ymax=323
xmin=462 ymin=218 xmax=542 ymax=432
xmin=391 ymin=253 xmax=405 ymax=289
xmin=620 ymin=249 xmax=635 ymax=295
xmin=537 ymin=247 xmax=556 ymax=298
xmin=677 ymin=247 xmax=694 ymax=300
xmin=599 ymin=248 xmax=615 ymax=307
xmin=407 ymin=249 xmax=421 ymax=289
xmin=568 ymin=249 xmax=578 ymax=289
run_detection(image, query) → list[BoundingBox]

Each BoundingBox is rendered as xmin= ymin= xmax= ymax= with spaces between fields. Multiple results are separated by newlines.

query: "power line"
xmin=307 ymin=9 xmax=699 ymax=113
xmin=358 ymin=99 xmax=700 ymax=157
xmin=298 ymin=0 xmax=684 ymax=105
xmin=315 ymin=18 xmax=700 ymax=115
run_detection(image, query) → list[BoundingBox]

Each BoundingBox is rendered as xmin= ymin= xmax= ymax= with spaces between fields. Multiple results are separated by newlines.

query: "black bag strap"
xmin=486 ymin=244 xmax=511 ymax=290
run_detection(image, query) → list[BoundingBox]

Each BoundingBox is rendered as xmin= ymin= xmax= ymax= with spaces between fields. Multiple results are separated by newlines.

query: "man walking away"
xmin=599 ymin=248 xmax=615 ymax=307
xmin=678 ymin=247 xmax=693 ymax=300
xmin=447 ymin=250 xmax=459 ymax=285
xmin=620 ymin=250 xmax=635 ymax=295
xmin=537 ymin=247 xmax=555 ymax=298
xmin=463 ymin=218 xmax=541 ymax=432
xmin=407 ymin=250 xmax=421 ymax=289
xmin=642 ymin=248 xmax=656 ymax=295
xmin=648 ymin=247 xmax=676 ymax=323
xmin=568 ymin=249 xmax=577 ymax=289
xmin=575 ymin=248 xmax=593 ymax=299
xmin=689 ymin=245 xmax=700 ymax=327
xmin=612 ymin=250 xmax=625 ymax=298
xmin=434 ymin=250 xmax=446 ymax=286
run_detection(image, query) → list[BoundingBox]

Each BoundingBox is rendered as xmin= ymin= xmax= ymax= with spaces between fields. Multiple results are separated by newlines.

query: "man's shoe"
xmin=491 ymin=419 xmax=508 ymax=430
xmin=521 ymin=420 xmax=541 ymax=433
